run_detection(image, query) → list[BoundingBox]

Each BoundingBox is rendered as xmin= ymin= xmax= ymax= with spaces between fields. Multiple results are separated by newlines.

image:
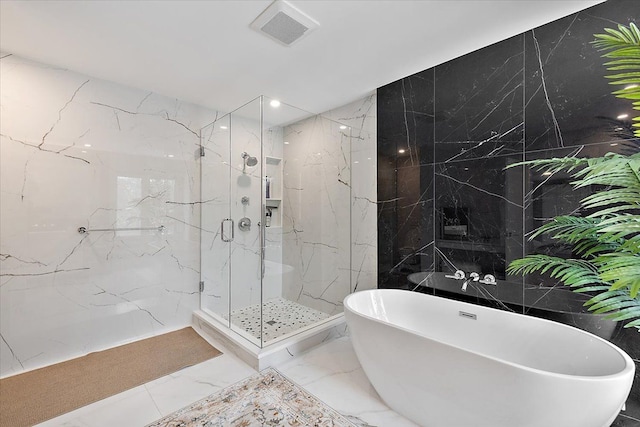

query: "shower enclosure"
xmin=199 ymin=96 xmax=352 ymax=349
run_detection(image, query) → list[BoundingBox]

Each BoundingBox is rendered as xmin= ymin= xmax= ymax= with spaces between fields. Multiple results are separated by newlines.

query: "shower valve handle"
xmin=238 ymin=217 xmax=252 ymax=231
xmin=445 ymin=270 xmax=466 ymax=280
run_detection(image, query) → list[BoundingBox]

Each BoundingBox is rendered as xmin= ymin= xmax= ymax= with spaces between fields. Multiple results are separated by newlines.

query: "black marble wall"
xmin=377 ymin=1 xmax=640 ymax=424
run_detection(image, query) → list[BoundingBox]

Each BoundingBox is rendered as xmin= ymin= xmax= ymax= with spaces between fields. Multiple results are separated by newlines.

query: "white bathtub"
xmin=344 ymin=289 xmax=635 ymax=427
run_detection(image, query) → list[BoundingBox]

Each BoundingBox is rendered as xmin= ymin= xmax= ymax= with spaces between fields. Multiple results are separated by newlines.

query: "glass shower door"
xmin=200 ymin=97 xmax=265 ymax=347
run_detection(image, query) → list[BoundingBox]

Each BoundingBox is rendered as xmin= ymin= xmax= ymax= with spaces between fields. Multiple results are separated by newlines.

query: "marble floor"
xmin=32 ymin=330 xmax=640 ymax=427
xmin=227 ymin=297 xmax=331 ymax=343
xmin=35 ymin=333 xmax=417 ymax=427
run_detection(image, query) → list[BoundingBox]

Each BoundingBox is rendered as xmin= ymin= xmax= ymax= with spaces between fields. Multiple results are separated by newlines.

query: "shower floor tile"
xmin=227 ymin=297 xmax=330 ymax=342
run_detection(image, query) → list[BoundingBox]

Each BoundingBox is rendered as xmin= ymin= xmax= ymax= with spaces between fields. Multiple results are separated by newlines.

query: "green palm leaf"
xmin=592 ymin=23 xmax=640 ymax=136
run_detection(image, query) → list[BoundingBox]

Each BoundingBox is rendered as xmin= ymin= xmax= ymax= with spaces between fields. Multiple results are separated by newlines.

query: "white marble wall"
xmin=0 ymin=53 xmax=217 ymax=377
xmin=281 ymin=94 xmax=377 ymax=315
xmin=323 ymin=94 xmax=378 ymax=295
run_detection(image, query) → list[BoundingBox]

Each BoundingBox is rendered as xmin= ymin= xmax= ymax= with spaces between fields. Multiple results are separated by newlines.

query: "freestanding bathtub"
xmin=344 ymin=289 xmax=635 ymax=427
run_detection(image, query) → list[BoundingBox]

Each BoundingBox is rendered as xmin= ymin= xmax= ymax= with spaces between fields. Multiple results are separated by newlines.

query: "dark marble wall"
xmin=377 ymin=1 xmax=640 ymax=424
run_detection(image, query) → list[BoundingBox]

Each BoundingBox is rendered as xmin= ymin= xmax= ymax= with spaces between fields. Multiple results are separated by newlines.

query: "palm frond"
xmin=507 ymin=256 xmax=604 ymax=289
xmin=506 ymin=156 xmax=589 ymax=172
xmin=528 ymin=216 xmax=623 ymax=257
xmin=585 ymin=289 xmax=640 ymax=327
xmin=592 ymin=23 xmax=640 ymax=136
xmin=594 ymin=253 xmax=640 ymax=297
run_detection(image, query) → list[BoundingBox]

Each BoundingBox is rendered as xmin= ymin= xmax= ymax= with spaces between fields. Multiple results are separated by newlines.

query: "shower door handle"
xmin=221 ymin=218 xmax=234 ymax=242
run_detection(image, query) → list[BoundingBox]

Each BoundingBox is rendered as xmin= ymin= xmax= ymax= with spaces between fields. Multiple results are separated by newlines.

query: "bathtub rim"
xmin=344 ymin=289 xmax=635 ymax=381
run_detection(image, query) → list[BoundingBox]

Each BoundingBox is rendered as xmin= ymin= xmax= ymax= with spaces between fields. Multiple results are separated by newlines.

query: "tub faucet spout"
xmin=462 ymin=272 xmax=479 ymax=292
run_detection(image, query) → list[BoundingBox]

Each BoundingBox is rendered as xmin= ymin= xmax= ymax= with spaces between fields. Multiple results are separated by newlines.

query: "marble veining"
xmin=0 ymin=53 xmax=218 ymax=378
xmin=281 ymin=113 xmax=351 ymax=315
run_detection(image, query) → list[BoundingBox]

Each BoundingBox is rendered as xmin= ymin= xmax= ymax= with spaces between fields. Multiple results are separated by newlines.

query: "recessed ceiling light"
xmin=83 ymin=143 xmax=91 ymax=147
xmin=617 ymin=113 xmax=629 ymax=120
xmin=270 ymin=100 xmax=281 ymax=108
xmin=624 ymin=84 xmax=638 ymax=90
xmin=284 ymin=141 xmax=290 ymax=145
xmin=398 ymin=149 xmax=406 ymax=154
xmin=167 ymin=154 xmax=174 ymax=158
xmin=220 ymin=125 xmax=228 ymax=130
xmin=354 ymin=160 xmax=359 ymax=164
xmin=339 ymin=125 xmax=347 ymax=130
xmin=81 ymin=150 xmax=87 ymax=153
xmin=367 ymin=157 xmax=372 ymax=160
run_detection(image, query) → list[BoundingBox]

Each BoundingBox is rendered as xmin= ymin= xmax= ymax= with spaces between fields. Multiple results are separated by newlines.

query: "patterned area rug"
xmin=146 ymin=368 xmax=357 ymax=427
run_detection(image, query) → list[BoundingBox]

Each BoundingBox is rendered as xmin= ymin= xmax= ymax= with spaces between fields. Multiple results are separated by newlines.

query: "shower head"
xmin=241 ymin=152 xmax=258 ymax=173
xmin=245 ymin=155 xmax=258 ymax=167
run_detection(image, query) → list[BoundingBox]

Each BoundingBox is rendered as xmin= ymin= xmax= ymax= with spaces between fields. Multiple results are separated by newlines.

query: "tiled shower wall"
xmin=281 ymin=95 xmax=378 ymax=315
xmin=377 ymin=0 xmax=639 ymax=422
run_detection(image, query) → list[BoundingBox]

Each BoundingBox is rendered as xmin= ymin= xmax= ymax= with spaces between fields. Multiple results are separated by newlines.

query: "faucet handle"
xmin=469 ymin=272 xmax=480 ymax=281
xmin=479 ymin=274 xmax=496 ymax=285
xmin=445 ymin=270 xmax=466 ymax=280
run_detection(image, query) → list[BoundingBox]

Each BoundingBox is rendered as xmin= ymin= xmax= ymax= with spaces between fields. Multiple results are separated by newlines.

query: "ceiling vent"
xmin=250 ymin=0 xmax=319 ymax=47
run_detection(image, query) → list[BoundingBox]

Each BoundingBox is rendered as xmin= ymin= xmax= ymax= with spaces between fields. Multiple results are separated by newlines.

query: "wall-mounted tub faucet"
xmin=462 ymin=272 xmax=479 ymax=292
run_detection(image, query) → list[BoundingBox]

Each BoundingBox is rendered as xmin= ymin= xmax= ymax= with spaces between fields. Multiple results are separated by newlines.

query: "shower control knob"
xmin=238 ymin=217 xmax=252 ymax=231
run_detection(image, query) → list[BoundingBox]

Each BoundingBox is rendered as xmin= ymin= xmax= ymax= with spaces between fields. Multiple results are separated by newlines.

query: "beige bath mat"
xmin=0 ymin=327 xmax=221 ymax=427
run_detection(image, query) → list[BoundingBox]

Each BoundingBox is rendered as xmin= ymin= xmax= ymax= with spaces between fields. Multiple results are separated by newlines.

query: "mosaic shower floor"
xmin=228 ymin=297 xmax=331 ymax=342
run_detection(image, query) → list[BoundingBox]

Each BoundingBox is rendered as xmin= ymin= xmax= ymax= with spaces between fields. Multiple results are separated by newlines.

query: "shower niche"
xmin=198 ymin=95 xmax=352 ymax=364
xmin=264 ymin=156 xmax=282 ymax=228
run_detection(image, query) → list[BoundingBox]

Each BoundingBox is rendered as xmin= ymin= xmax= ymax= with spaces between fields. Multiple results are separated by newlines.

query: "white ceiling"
xmin=0 ymin=0 xmax=604 ymax=115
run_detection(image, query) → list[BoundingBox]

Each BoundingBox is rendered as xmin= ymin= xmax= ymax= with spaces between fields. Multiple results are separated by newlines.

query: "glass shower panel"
xmin=263 ymin=96 xmax=352 ymax=345
xmin=228 ymin=98 xmax=263 ymax=346
xmin=200 ymin=114 xmax=231 ymax=325
xmin=200 ymin=95 xmax=353 ymax=348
